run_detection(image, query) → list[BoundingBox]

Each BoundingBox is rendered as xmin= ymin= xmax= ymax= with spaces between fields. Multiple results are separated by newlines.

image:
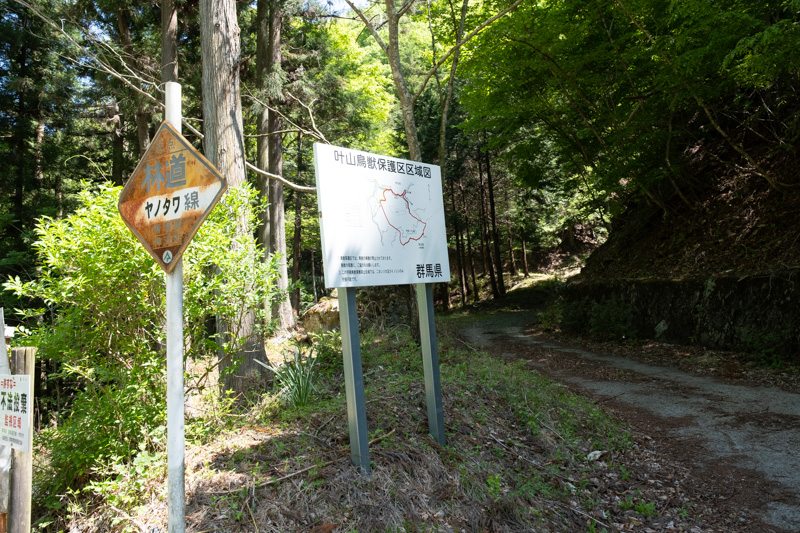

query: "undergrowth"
xmin=29 ymin=312 xmax=701 ymax=533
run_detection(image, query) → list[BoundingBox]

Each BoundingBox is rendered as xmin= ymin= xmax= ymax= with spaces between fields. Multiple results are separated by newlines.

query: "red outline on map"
xmin=379 ymin=188 xmax=427 ymax=245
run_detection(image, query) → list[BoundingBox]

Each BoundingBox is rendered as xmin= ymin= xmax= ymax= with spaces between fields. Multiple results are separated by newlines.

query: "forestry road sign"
xmin=118 ymin=122 xmax=227 ymax=273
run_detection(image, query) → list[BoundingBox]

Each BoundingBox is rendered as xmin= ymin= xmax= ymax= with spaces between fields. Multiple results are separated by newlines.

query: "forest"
xmin=1 ymin=0 xmax=800 ymax=530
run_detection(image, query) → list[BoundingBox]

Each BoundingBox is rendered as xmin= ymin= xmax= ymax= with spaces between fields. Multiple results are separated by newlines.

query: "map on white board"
xmin=313 ymin=143 xmax=451 ymax=288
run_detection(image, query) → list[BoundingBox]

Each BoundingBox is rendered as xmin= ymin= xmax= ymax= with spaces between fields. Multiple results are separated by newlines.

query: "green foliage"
xmin=83 ymin=447 xmax=166 ymax=511
xmin=183 ymin=185 xmax=279 ymax=358
xmin=486 ymin=474 xmax=503 ymax=500
xmin=738 ymin=326 xmax=793 ymax=367
xmin=4 ymin=183 xmax=277 ymax=505
xmin=588 ymin=298 xmax=636 ymax=341
xmin=186 ymin=388 xmax=238 ymax=444
xmin=257 ymin=344 xmax=318 ymax=408
xmin=635 ymin=500 xmax=658 ymax=518
xmin=559 ymin=297 xmax=636 ymax=341
xmin=561 ymin=298 xmax=590 ymax=335
xmin=537 ymin=303 xmax=563 ymax=332
xmin=459 ymin=0 xmax=800 ymax=223
xmin=310 ymin=330 xmax=343 ymax=375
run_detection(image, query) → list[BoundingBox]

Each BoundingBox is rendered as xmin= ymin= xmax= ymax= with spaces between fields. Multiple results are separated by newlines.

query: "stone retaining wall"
xmin=564 ymin=270 xmax=800 ymax=357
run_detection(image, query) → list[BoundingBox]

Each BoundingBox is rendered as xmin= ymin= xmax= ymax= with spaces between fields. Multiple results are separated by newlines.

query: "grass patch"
xmin=39 ymin=314 xmax=700 ymax=532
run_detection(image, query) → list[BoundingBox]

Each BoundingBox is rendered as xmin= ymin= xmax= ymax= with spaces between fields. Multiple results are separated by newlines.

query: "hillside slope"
xmin=579 ymin=147 xmax=800 ymax=282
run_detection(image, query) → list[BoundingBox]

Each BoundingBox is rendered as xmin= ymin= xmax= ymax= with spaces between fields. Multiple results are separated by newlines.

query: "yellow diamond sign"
xmin=118 ymin=122 xmax=227 ymax=273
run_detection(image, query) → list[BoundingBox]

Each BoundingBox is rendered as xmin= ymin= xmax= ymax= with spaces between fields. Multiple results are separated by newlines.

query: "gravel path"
xmin=460 ymin=309 xmax=800 ymax=532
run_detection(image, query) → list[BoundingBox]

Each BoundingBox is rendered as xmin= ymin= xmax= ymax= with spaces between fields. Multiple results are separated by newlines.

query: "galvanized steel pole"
xmin=339 ymin=287 xmax=371 ymax=474
xmin=164 ymin=81 xmax=185 ymax=533
xmin=415 ymin=283 xmax=446 ymax=446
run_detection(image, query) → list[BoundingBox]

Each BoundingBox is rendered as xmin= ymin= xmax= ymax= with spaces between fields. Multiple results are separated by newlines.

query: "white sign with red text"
xmin=313 ymin=143 xmax=451 ymax=288
xmin=0 ymin=374 xmax=32 ymax=453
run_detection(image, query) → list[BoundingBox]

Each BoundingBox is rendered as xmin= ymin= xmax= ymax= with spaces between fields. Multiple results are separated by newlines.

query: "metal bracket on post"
xmin=338 ymin=287 xmax=371 ymax=474
xmin=415 ymin=283 xmax=446 ymax=446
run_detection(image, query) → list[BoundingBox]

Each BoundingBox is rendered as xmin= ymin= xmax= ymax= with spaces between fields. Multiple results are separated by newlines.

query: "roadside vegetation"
xmin=28 ymin=288 xmax=714 ymax=532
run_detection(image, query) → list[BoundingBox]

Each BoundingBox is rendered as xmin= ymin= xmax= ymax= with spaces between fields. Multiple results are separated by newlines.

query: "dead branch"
xmin=246 ymin=162 xmax=318 ymax=193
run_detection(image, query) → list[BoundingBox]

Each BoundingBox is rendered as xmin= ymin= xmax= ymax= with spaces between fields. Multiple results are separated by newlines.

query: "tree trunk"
xmin=521 ymin=238 xmax=530 ymax=277
xmin=506 ymin=217 xmax=517 ymax=277
xmin=13 ymin=42 xmax=29 ymax=248
xmin=161 ymin=0 xmax=178 ymax=83
xmin=112 ymin=106 xmax=124 ymax=186
xmin=436 ymin=0 xmax=467 ymax=169
xmin=449 ymin=177 xmax=467 ymax=305
xmin=459 ymin=178 xmax=479 ymax=302
xmin=200 ymin=0 xmax=267 ymax=395
xmin=255 ymin=0 xmax=270 ymax=252
xmin=485 ymin=151 xmax=505 ymax=296
xmin=478 ymin=158 xmax=499 ymax=298
xmin=385 ymin=0 xmax=422 ymax=162
xmin=34 ymin=121 xmax=44 ymax=183
xmin=290 ymin=133 xmax=303 ymax=314
xmin=267 ymin=0 xmax=296 ymax=330
xmin=117 ymin=6 xmax=150 ymax=155
xmin=433 ymin=2 xmax=467 ymax=312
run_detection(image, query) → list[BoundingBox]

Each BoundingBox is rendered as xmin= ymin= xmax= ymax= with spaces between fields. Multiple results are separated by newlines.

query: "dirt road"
xmin=460 ymin=308 xmax=800 ymax=532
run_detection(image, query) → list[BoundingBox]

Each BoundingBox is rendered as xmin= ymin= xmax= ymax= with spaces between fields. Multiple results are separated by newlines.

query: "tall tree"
xmin=115 ymin=2 xmax=153 ymax=155
xmin=253 ymin=0 xmax=295 ymax=330
xmin=266 ymin=0 xmax=295 ymax=329
xmin=161 ymin=0 xmax=178 ymax=84
xmin=344 ymin=0 xmax=522 ymax=312
xmin=200 ymin=0 xmax=268 ymax=394
xmin=0 ymin=0 xmax=104 ymax=309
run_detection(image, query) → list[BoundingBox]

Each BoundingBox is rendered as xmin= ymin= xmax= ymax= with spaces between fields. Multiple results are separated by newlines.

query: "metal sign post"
xmin=339 ymin=287 xmax=370 ymax=474
xmin=416 ymin=283 xmax=445 ymax=445
xmin=164 ymin=82 xmax=185 ymax=533
xmin=118 ymin=82 xmax=229 ymax=533
xmin=316 ymin=143 xmax=451 ymax=472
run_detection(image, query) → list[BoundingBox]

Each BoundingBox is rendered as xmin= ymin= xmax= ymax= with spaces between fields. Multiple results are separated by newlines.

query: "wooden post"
xmin=0 ymin=309 xmax=12 ymax=533
xmin=8 ymin=347 xmax=34 ymax=533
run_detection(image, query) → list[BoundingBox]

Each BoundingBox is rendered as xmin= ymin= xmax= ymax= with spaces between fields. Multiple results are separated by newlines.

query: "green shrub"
xmin=4 ymin=183 xmax=278 ymax=506
xmin=588 ymin=298 xmax=635 ymax=341
xmin=310 ymin=330 xmax=343 ymax=374
xmin=739 ymin=326 xmax=793 ymax=367
xmin=558 ymin=296 xmax=635 ymax=341
xmin=257 ymin=344 xmax=318 ymax=407
xmin=560 ymin=297 xmax=589 ymax=334
xmin=537 ymin=302 xmax=563 ymax=331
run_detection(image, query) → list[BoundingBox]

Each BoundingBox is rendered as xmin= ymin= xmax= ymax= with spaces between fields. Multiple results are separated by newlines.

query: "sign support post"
xmin=8 ymin=348 xmax=34 ymax=533
xmin=118 ymin=80 xmax=226 ymax=530
xmin=339 ymin=287 xmax=370 ymax=474
xmin=0 ymin=308 xmax=11 ymax=529
xmin=164 ymin=81 xmax=185 ymax=533
xmin=415 ymin=283 xmax=445 ymax=446
xmin=314 ymin=143 xmax=450 ymax=474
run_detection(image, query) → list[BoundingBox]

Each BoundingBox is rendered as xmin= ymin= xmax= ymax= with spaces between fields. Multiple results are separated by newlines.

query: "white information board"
xmin=314 ymin=143 xmax=451 ymax=288
xmin=0 ymin=375 xmax=32 ymax=453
